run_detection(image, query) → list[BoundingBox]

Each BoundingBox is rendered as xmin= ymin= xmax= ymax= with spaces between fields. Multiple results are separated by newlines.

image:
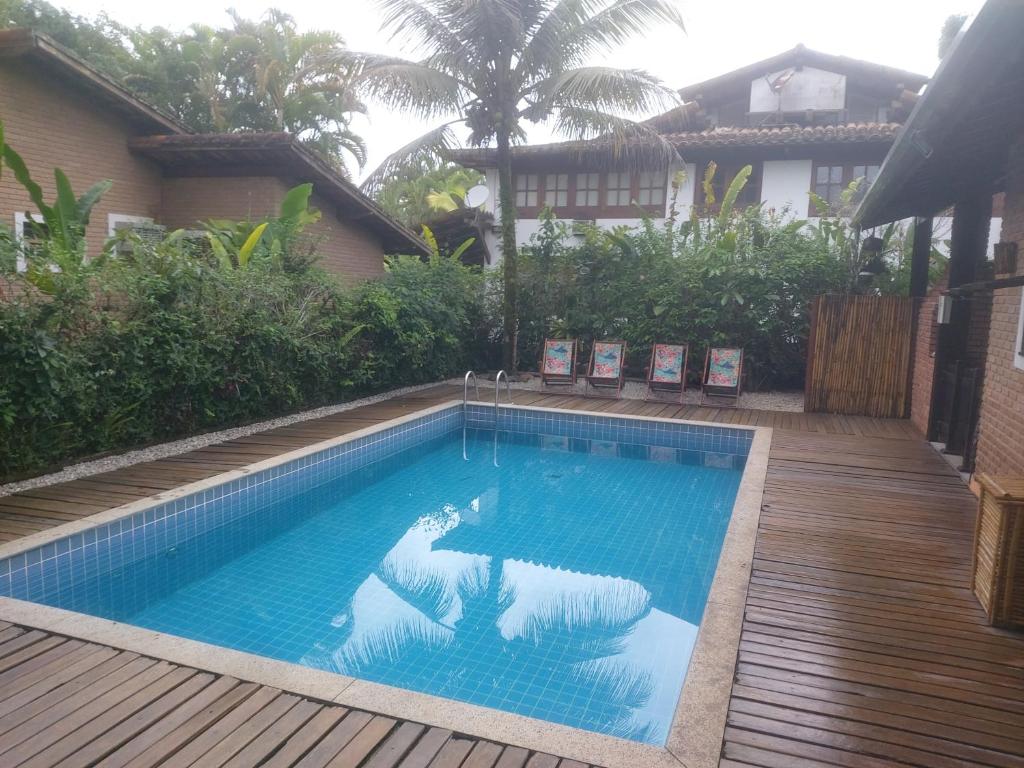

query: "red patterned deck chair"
xmin=700 ymin=347 xmax=743 ymax=407
xmin=584 ymin=340 xmax=627 ymax=398
xmin=644 ymin=343 xmax=689 ymax=404
xmin=540 ymin=339 xmax=577 ymax=388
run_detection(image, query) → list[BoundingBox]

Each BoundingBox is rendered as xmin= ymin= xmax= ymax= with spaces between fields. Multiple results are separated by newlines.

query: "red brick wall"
xmin=909 ymin=270 xmax=948 ymax=436
xmin=974 ymin=137 xmax=1024 ymax=478
xmin=160 ymin=178 xmax=385 ymax=283
xmin=0 ymin=62 xmax=164 ymax=256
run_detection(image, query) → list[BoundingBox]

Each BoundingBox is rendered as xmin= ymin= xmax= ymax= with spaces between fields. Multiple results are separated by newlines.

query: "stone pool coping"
xmin=0 ymin=399 xmax=771 ymax=768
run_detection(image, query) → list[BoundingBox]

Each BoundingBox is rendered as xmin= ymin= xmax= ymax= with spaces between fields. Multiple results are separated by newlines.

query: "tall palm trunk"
xmin=496 ymin=128 xmax=518 ymax=372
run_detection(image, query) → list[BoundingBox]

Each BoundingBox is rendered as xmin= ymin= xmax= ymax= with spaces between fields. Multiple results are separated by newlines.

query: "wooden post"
xmin=909 ymin=217 xmax=933 ymax=298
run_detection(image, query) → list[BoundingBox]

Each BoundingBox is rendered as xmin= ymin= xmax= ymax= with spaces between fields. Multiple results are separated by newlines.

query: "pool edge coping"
xmin=0 ymin=399 xmax=771 ymax=768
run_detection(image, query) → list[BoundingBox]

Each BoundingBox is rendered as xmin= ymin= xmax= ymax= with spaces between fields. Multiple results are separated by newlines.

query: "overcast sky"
xmin=55 ymin=0 xmax=983 ymax=180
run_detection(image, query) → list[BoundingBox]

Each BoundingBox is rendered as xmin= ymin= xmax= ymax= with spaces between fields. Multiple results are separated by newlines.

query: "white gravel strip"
xmin=0 ymin=380 xmax=452 ymax=498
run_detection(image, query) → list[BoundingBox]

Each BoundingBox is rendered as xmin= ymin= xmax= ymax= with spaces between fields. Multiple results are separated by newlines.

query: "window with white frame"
xmin=605 ymin=172 xmax=632 ymax=207
xmin=1015 ymin=289 xmax=1024 ymax=371
xmin=638 ymin=171 xmax=665 ymax=207
xmin=108 ymin=213 xmax=154 ymax=237
xmin=13 ymin=212 xmax=47 ymax=272
xmin=544 ymin=174 xmax=569 ymax=207
xmin=575 ymin=173 xmax=599 ymax=207
xmin=514 ymin=174 xmax=538 ymax=208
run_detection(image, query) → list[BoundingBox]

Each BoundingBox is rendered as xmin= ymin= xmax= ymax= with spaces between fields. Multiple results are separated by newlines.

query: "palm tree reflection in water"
xmin=304 ymin=508 xmax=658 ymax=742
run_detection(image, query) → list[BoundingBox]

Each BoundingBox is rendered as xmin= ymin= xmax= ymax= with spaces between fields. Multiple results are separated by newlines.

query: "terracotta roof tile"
xmin=661 ymin=122 xmax=902 ymax=148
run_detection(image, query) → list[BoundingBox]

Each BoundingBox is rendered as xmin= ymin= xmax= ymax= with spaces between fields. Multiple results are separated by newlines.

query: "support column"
xmin=909 ymin=217 xmax=933 ymax=298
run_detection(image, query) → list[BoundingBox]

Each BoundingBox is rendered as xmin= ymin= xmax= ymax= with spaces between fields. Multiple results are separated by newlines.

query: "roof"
xmin=128 ymin=133 xmax=429 ymax=256
xmin=677 ymin=44 xmax=929 ymax=102
xmin=855 ymin=0 xmax=1024 ymax=227
xmin=0 ymin=28 xmax=186 ymax=134
xmin=451 ymin=122 xmax=900 ymax=168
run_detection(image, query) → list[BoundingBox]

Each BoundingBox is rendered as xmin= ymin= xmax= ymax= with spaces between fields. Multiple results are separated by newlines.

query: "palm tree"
xmin=227 ymin=10 xmax=369 ymax=174
xmin=346 ymin=0 xmax=684 ymax=369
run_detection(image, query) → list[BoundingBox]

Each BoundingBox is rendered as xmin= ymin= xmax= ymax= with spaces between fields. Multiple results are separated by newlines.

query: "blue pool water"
xmin=0 ymin=409 xmax=749 ymax=745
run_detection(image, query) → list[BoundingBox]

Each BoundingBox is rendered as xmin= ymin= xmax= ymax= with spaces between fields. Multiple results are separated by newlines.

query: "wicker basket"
xmin=972 ymin=474 xmax=1024 ymax=628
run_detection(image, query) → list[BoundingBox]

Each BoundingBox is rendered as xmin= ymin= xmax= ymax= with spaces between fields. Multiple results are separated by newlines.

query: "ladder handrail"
xmin=494 ymin=370 xmax=513 ymax=411
xmin=463 ymin=371 xmax=480 ymax=421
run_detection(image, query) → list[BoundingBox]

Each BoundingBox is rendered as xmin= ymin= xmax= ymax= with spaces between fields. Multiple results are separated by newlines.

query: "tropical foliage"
xmin=0 ymin=134 xmax=482 ymax=479
xmin=505 ymin=165 xmax=934 ymax=389
xmin=0 ymin=1 xmax=366 ymax=173
xmin=375 ymin=157 xmax=484 ymax=229
xmin=346 ymin=0 xmax=686 ymax=368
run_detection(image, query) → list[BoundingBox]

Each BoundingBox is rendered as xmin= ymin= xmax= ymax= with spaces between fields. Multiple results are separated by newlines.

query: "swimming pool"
xmin=0 ymin=402 xmax=759 ymax=751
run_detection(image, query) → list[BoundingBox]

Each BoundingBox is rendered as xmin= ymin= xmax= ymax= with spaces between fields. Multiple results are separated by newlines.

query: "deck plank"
xmin=1 ymin=384 xmax=1021 ymax=767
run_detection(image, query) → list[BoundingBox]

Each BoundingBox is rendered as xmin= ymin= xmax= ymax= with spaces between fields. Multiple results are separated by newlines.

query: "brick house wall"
xmin=974 ymin=137 xmax=1024 ymax=477
xmin=909 ymin=273 xmax=948 ymax=436
xmin=0 ymin=61 xmax=164 ymax=256
xmin=160 ymin=178 xmax=385 ymax=282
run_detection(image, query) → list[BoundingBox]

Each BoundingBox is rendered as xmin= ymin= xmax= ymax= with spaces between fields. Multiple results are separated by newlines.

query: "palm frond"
xmin=522 ymin=0 xmax=685 ymax=73
xmin=360 ymin=121 xmax=463 ymax=194
xmin=343 ymin=51 xmax=466 ymax=119
xmin=552 ymin=107 xmax=681 ymax=169
xmin=529 ymin=66 xmax=678 ymax=117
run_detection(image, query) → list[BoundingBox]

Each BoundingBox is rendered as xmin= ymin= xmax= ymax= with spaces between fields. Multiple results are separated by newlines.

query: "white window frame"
xmin=107 ymin=213 xmax=154 ymax=237
xmin=1014 ymin=289 xmax=1024 ymax=372
xmin=13 ymin=211 xmax=45 ymax=272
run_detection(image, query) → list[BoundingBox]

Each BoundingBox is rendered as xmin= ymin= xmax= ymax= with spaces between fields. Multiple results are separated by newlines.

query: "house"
xmin=454 ymin=46 xmax=1001 ymax=263
xmin=0 ymin=28 xmax=426 ymax=280
xmin=855 ymin=0 xmax=1024 ymax=479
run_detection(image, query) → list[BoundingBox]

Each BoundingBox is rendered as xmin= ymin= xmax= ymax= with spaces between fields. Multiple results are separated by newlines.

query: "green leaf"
xmin=237 ymin=222 xmax=269 ymax=267
xmin=280 ymin=183 xmax=314 ymax=220
xmin=449 ymin=236 xmax=476 ymax=262
xmin=75 ymin=180 xmax=113 ymax=226
xmin=2 ymin=143 xmax=49 ymax=218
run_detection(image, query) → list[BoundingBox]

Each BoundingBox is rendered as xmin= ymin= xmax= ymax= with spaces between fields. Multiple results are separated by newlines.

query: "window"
xmin=544 ymin=174 xmax=569 ymax=207
xmin=697 ymin=163 xmax=762 ymax=213
xmin=1015 ymin=290 xmax=1024 ymax=372
xmin=514 ymin=174 xmax=538 ymax=208
xmin=13 ymin=212 xmax=48 ymax=272
xmin=108 ymin=213 xmax=154 ymax=237
xmin=575 ymin=173 xmax=599 ymax=207
xmin=811 ymin=162 xmax=882 ymax=214
xmin=813 ymin=164 xmax=846 ymax=210
xmin=605 ymin=172 xmax=632 ymax=207
xmin=638 ymin=171 xmax=665 ymax=207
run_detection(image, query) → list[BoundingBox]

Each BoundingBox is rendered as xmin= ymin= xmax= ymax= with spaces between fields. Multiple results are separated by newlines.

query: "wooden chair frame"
xmin=584 ymin=340 xmax=627 ymax=399
xmin=700 ymin=347 xmax=744 ymax=407
xmin=540 ymin=338 xmax=578 ymax=389
xmin=644 ymin=343 xmax=689 ymax=404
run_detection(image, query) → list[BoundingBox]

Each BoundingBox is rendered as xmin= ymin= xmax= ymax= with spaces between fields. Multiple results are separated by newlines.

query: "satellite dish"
xmin=465 ymin=184 xmax=490 ymax=208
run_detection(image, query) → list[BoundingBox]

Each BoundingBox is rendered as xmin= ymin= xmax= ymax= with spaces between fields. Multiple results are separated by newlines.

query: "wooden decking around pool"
xmin=1 ymin=384 xmax=1023 ymax=768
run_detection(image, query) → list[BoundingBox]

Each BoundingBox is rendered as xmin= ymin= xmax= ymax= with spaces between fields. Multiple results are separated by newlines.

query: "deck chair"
xmin=584 ymin=340 xmax=627 ymax=398
xmin=644 ymin=343 xmax=689 ymax=404
xmin=540 ymin=339 xmax=578 ymax=388
xmin=700 ymin=347 xmax=743 ymax=407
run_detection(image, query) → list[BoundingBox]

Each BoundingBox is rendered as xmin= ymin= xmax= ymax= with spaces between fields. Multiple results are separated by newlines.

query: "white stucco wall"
xmin=760 ymin=159 xmax=813 ymax=218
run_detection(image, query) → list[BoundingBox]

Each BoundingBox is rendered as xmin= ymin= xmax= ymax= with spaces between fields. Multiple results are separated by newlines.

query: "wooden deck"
xmin=2 ymin=384 xmax=1023 ymax=768
xmin=0 ymin=620 xmax=594 ymax=768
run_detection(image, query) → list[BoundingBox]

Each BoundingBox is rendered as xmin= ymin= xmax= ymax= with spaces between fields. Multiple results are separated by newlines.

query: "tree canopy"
xmin=0 ymin=0 xmax=366 ymax=174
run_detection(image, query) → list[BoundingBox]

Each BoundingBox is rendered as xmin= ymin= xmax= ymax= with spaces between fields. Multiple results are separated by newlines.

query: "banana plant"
xmin=201 ymin=183 xmax=321 ymax=269
xmin=421 ymin=224 xmax=475 ymax=263
xmin=0 ymin=121 xmax=112 ymax=291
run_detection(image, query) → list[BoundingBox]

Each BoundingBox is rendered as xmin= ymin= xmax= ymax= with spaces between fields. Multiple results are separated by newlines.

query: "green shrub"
xmin=0 ymin=240 xmax=482 ymax=480
xmin=509 ymin=206 xmax=848 ymax=390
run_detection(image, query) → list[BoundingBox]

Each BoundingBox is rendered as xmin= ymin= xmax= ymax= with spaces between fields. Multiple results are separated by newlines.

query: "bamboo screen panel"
xmin=805 ymin=295 xmax=915 ymax=418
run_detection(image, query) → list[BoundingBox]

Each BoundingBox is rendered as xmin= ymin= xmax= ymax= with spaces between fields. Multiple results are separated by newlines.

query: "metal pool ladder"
xmin=463 ymin=370 xmax=480 ymax=420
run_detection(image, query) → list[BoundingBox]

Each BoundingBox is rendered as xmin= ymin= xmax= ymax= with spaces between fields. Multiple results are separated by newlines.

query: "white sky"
xmin=54 ymin=0 xmax=983 ymax=180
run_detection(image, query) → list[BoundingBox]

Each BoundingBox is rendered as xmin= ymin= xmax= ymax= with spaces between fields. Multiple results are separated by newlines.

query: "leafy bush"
xmin=510 ymin=203 xmax=849 ymax=390
xmin=0 ymin=240 xmax=482 ymax=480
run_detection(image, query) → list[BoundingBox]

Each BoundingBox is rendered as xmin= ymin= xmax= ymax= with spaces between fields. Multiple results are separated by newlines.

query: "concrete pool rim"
xmin=0 ymin=400 xmax=771 ymax=768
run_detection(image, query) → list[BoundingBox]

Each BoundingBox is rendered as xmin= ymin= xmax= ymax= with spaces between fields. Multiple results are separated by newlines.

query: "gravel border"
xmin=0 ymin=380 xmax=451 ymax=498
xmin=3 ymin=375 xmax=803 ymax=498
